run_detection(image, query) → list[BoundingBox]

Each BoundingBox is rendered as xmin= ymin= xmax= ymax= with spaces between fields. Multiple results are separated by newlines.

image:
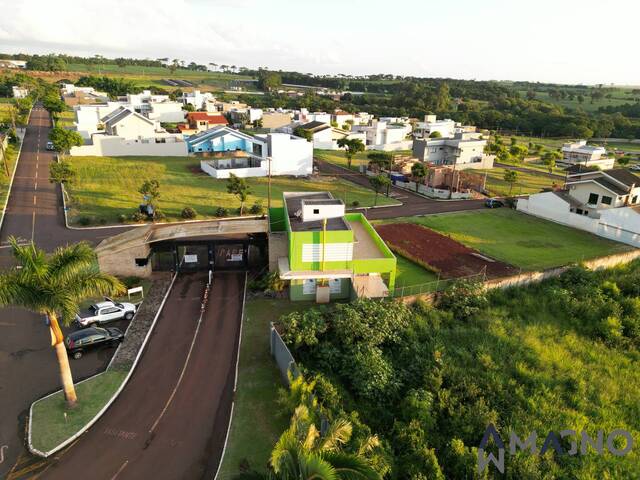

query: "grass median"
xmin=65 ymin=155 xmax=399 ymax=226
xmin=217 ymin=298 xmax=311 ymax=479
xmin=30 ymin=369 xmax=127 ymax=454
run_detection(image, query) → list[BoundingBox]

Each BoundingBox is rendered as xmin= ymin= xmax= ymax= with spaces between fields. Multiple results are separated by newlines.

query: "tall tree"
xmin=139 ymin=179 xmax=161 ymax=219
xmin=0 ymin=239 xmax=124 ymax=407
xmin=435 ymin=82 xmax=450 ymax=111
xmin=503 ymin=169 xmax=518 ymax=195
xmin=411 ymin=162 xmax=427 ymax=192
xmin=48 ymin=128 xmax=83 ymax=157
xmin=226 ymin=173 xmax=251 ymax=215
xmin=369 ymin=174 xmax=391 ymax=206
xmin=336 ymin=138 xmax=365 ymax=170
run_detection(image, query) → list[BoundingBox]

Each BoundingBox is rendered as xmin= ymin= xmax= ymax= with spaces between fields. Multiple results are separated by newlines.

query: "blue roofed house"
xmin=187 ymin=126 xmax=312 ymax=179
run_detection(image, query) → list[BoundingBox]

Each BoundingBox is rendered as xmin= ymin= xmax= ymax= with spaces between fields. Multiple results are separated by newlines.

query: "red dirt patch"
xmin=376 ymin=223 xmax=518 ymax=279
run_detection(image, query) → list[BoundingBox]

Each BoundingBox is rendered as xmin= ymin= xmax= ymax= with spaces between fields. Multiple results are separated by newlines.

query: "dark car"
xmin=485 ymin=198 xmax=504 ymax=208
xmin=65 ymin=327 xmax=124 ymax=359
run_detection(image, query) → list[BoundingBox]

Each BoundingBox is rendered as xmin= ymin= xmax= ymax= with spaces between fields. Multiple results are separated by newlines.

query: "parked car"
xmin=75 ymin=299 xmax=136 ymax=327
xmin=630 ymin=164 xmax=640 ymax=172
xmin=46 ymin=141 xmax=54 ymax=151
xmin=485 ymin=198 xmax=504 ymax=208
xmin=65 ymin=327 xmax=124 ymax=359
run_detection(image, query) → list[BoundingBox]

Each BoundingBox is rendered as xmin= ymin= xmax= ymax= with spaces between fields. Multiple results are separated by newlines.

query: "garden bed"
xmin=376 ymin=222 xmax=518 ymax=279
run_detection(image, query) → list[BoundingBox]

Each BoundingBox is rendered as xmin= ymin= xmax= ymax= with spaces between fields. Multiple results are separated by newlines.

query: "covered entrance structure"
xmin=95 ymin=218 xmax=269 ymax=278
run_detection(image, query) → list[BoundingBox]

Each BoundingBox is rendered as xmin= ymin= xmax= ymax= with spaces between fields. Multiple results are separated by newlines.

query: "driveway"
xmin=315 ymin=159 xmax=487 ymax=219
xmin=0 ymin=106 xmax=131 ymax=479
xmin=40 ymin=271 xmax=244 ymax=480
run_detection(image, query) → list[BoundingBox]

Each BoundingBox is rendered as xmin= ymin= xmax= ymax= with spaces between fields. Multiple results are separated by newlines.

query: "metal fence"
xmin=270 ymin=322 xmax=300 ymax=385
xmin=391 ymin=270 xmax=487 ymax=298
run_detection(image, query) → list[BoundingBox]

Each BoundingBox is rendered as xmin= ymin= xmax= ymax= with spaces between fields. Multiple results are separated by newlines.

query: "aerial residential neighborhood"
xmin=0 ymin=2 xmax=639 ymax=480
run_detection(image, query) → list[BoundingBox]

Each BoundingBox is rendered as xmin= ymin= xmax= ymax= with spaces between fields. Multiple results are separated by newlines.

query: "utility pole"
xmin=267 ymin=156 xmax=272 ymax=212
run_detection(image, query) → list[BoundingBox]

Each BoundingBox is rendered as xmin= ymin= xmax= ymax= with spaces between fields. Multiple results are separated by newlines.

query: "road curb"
xmin=27 ymin=272 xmax=178 ymax=458
xmin=213 ymin=271 xmax=248 ymax=480
xmin=0 ymin=106 xmax=33 ymax=235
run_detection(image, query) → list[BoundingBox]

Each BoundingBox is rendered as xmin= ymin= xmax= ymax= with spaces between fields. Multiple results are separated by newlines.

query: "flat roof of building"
xmin=284 ymin=192 xmax=350 ymax=232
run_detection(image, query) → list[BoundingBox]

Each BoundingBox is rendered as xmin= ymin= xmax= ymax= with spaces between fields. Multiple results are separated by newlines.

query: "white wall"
xmin=517 ymin=192 xmax=640 ymax=248
xmin=200 ymin=160 xmax=266 ymax=179
xmin=70 ymin=135 xmax=188 ymax=157
xmin=147 ymin=102 xmax=186 ymax=123
xmin=267 ymin=133 xmax=313 ymax=176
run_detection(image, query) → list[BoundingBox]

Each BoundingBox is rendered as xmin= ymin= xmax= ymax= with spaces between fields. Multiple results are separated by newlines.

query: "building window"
xmin=588 ymin=193 xmax=599 ymax=205
xmin=313 ymin=209 xmax=319 ymax=214
xmin=601 ymin=196 xmax=612 ymax=205
xmin=576 ymin=208 xmax=583 ymax=215
xmin=633 ymin=196 xmax=638 ymax=204
xmin=583 ymin=210 xmax=589 ymax=215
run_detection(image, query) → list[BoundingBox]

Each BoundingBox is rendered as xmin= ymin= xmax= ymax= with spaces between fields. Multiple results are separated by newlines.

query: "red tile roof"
xmin=187 ymin=112 xmax=228 ymax=125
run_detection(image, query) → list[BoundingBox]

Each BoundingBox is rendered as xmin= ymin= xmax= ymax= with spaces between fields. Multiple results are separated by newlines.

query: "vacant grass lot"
xmin=55 ymin=110 xmax=75 ymax=129
xmin=394 ymin=255 xmax=438 ymax=288
xmin=315 ymin=149 xmax=412 ymax=171
xmin=65 ymin=156 xmax=398 ymax=225
xmin=0 ymin=141 xmax=20 ymax=223
xmin=379 ymin=209 xmax=631 ymax=271
xmin=30 ymin=369 xmax=127 ymax=453
xmin=477 ymin=166 xmax=561 ymax=196
xmin=217 ymin=298 xmax=311 ymax=479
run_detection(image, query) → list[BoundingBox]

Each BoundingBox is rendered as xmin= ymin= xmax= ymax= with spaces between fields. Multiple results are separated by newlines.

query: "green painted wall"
xmin=288 ymin=229 xmax=354 ymax=271
xmin=268 ymin=207 xmax=286 ymax=232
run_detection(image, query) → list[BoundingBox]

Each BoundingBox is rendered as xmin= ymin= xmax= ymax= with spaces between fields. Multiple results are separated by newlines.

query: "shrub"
xmin=280 ymin=309 xmax=327 ymax=349
xmin=154 ymin=209 xmax=166 ymax=221
xmin=98 ymin=217 xmax=107 ymax=225
xmin=77 ymin=216 xmax=92 ymax=226
xmin=351 ymin=200 xmax=360 ymax=207
xmin=131 ymin=211 xmax=146 ymax=222
xmin=181 ymin=206 xmax=197 ymax=219
xmin=117 ymin=214 xmax=127 ymax=223
xmin=249 ymin=201 xmax=264 ymax=215
xmin=215 ymin=206 xmax=229 ymax=217
xmin=437 ymin=279 xmax=488 ymax=321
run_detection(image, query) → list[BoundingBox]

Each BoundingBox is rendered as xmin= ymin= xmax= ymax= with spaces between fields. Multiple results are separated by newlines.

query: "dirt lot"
xmin=376 ymin=223 xmax=518 ymax=279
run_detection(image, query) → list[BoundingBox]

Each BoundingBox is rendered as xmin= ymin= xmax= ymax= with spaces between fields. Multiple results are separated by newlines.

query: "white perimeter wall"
xmin=70 ymin=136 xmax=188 ymax=157
xmin=517 ymin=192 xmax=640 ymax=247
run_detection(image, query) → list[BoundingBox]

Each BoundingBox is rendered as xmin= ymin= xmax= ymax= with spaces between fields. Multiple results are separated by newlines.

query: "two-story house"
xmin=188 ymin=126 xmax=312 ymax=178
xmin=412 ymin=131 xmax=494 ymax=170
xmin=178 ymin=112 xmax=229 ymax=135
xmin=270 ymin=192 xmax=396 ymax=302
xmin=560 ymin=140 xmax=614 ymax=170
xmin=517 ymin=168 xmax=640 ymax=247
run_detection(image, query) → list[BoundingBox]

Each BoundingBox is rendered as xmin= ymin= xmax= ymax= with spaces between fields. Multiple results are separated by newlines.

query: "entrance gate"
xmin=151 ymin=240 xmax=252 ymax=273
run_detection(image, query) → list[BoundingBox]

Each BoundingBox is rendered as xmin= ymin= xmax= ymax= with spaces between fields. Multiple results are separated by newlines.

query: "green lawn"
xmin=65 ymin=156 xmax=399 ymax=225
xmin=0 ymin=141 xmax=20 ymax=223
xmin=217 ymin=298 xmax=311 ymax=478
xmin=478 ymin=167 xmax=561 ymax=196
xmin=55 ymin=110 xmax=75 ymax=129
xmin=380 ymin=209 xmax=631 ymax=271
xmin=30 ymin=370 xmax=127 ymax=453
xmin=315 ymin=149 xmax=412 ymax=172
xmin=394 ymin=255 xmax=438 ymax=288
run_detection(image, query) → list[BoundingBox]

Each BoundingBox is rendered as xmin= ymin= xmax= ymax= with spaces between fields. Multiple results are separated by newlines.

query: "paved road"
xmin=0 ymin=106 xmax=130 ymax=479
xmin=41 ymin=271 xmax=244 ymax=480
xmin=315 ymin=159 xmax=487 ymax=219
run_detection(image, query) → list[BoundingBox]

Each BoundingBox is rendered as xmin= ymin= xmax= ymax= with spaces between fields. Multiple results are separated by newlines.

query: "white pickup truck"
xmin=75 ymin=299 xmax=137 ymax=327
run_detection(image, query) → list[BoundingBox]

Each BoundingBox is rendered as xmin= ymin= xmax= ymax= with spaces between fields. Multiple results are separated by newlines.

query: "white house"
xmin=74 ymin=102 xmax=125 ymax=139
xmin=517 ymin=168 xmax=640 ymax=247
xmin=146 ymin=102 xmax=186 ymax=123
xmin=560 ymin=140 xmax=613 ymax=170
xmin=294 ymin=121 xmax=366 ymax=150
xmin=413 ymin=115 xmax=458 ymax=139
xmin=61 ymin=83 xmax=108 ymax=99
xmin=101 ymin=107 xmax=160 ymax=139
xmin=352 ymin=120 xmax=412 ymax=151
xmin=191 ymin=127 xmax=312 ymax=179
xmin=412 ymin=131 xmax=494 ymax=170
xmin=182 ymin=90 xmax=215 ymax=109
xmin=12 ymin=86 xmax=28 ymax=98
xmin=0 ymin=59 xmax=26 ymax=69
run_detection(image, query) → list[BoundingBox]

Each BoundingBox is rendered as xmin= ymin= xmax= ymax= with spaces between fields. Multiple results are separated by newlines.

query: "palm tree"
xmin=0 ymin=238 xmax=125 ymax=407
xmin=266 ymin=405 xmax=380 ymax=480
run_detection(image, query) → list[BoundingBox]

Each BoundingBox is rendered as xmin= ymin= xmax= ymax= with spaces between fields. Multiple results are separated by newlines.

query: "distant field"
xmin=65 ymin=155 xmax=399 ymax=225
xmin=382 ymin=209 xmax=631 ymax=271
xmin=518 ymin=88 xmax=638 ymax=112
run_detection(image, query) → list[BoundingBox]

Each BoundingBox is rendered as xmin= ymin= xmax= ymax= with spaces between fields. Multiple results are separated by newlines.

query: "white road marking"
xmin=0 ymin=444 xmax=7 ymax=464
xmin=31 ymin=211 xmax=36 ymax=241
xmin=33 ymin=195 xmax=36 ymax=205
xmin=110 ymin=460 xmax=129 ymax=480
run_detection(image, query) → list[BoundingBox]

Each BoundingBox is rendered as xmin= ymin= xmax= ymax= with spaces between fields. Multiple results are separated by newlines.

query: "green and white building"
xmin=269 ymin=192 xmax=396 ymax=302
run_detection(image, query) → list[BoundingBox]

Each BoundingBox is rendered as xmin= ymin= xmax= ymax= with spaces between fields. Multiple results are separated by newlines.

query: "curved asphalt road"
xmin=0 ymin=107 xmax=129 ymax=479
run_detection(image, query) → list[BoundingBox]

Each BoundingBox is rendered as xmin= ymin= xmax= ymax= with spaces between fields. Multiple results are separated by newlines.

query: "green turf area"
xmin=380 ymin=209 xmax=631 ymax=271
xmin=64 ymin=156 xmax=399 ymax=225
xmin=30 ymin=369 xmax=127 ymax=453
xmin=0 ymin=141 xmax=20 ymax=223
xmin=315 ymin=149 xmax=412 ymax=172
xmin=55 ymin=110 xmax=75 ymax=129
xmin=217 ymin=298 xmax=311 ymax=478
xmin=477 ymin=166 xmax=561 ymax=196
xmin=394 ymin=255 xmax=438 ymax=288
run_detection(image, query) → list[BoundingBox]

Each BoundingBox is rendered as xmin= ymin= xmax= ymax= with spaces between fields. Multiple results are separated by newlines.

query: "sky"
xmin=0 ymin=0 xmax=637 ymax=86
